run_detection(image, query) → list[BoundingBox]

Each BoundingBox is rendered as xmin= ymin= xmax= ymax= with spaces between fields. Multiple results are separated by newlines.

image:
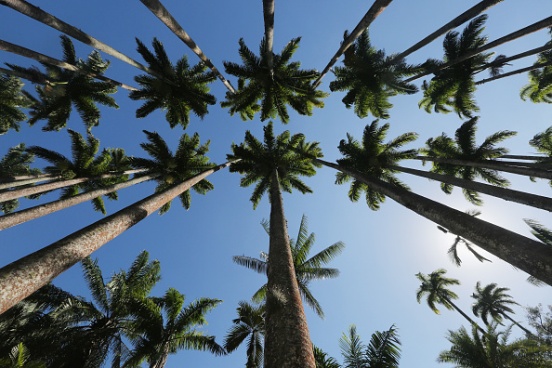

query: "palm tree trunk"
xmin=446 ymin=297 xmax=486 ymax=335
xmin=0 ymin=39 xmax=138 ymax=91
xmin=0 ymin=173 xmax=159 ymax=231
xmin=414 ymin=156 xmax=552 ymax=180
xmin=313 ymin=0 xmax=392 ymax=88
xmin=263 ymin=0 xmax=275 ymax=74
xmin=503 ymin=313 xmax=535 ymax=337
xmin=0 ymin=161 xmax=232 ymax=315
xmin=390 ymin=0 xmax=503 ymax=63
xmin=264 ymin=170 xmax=315 ymax=368
xmin=0 ymin=175 xmax=60 ymax=191
xmin=499 ymin=155 xmax=551 ymax=161
xmin=314 ymin=158 xmax=552 ymax=286
xmin=476 ymin=60 xmax=552 ymax=85
xmin=150 ymin=344 xmax=170 ymax=368
xmin=139 ymin=0 xmax=236 ymax=94
xmin=476 ymin=43 xmax=552 ymax=75
xmin=389 ymin=164 xmax=552 ymax=212
xmin=0 ymin=0 xmax=159 ymax=77
xmin=405 ymin=15 xmax=552 ymax=82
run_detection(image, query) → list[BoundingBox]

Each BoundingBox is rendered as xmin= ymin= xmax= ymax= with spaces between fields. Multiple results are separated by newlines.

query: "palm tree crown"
xmin=0 ymin=74 xmax=31 ymax=135
xmin=521 ymin=29 xmax=552 ymax=103
xmin=129 ymin=38 xmax=217 ymax=129
xmin=471 ymin=282 xmax=518 ymax=326
xmin=222 ymin=38 xmax=328 ymax=123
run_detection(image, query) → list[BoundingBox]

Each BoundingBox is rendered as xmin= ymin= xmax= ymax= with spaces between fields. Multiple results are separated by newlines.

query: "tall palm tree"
xmin=421 ymin=117 xmax=516 ymax=205
xmin=123 ymin=288 xmax=225 ymax=368
xmin=471 ymin=282 xmax=533 ymax=336
xmin=222 ymin=38 xmax=327 ymax=123
xmin=419 ymin=15 xmax=491 ymax=118
xmin=416 ymin=269 xmax=485 ymax=334
xmin=129 ymin=38 xmax=216 ymax=130
xmin=0 ymin=74 xmax=31 ymax=135
xmin=223 ymin=301 xmax=265 ymax=368
xmin=23 ymin=36 xmax=118 ymax=132
xmin=233 ymin=214 xmax=344 ymax=318
xmin=329 ymin=30 xmax=420 ymax=119
xmin=339 ymin=324 xmax=401 ymax=368
xmin=227 ymin=122 xmax=323 ymax=367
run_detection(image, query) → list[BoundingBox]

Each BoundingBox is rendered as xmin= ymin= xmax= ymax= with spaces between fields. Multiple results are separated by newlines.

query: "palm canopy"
xmin=227 ymin=121 xmax=323 ymax=208
xmin=222 ymin=38 xmax=327 ymax=123
xmin=422 ymin=117 xmax=516 ymax=205
xmin=329 ymin=30 xmax=421 ymax=119
xmin=334 ymin=120 xmax=418 ymax=210
xmin=129 ymin=38 xmax=216 ymax=130
xmin=233 ymin=214 xmax=345 ymax=318
xmin=521 ymin=30 xmax=552 ymax=103
xmin=26 ymin=130 xmax=131 ymax=214
xmin=471 ymin=282 xmax=518 ymax=326
xmin=130 ymin=130 xmax=215 ymax=214
xmin=223 ymin=301 xmax=265 ymax=368
xmin=339 ymin=324 xmax=401 ymax=368
xmin=415 ymin=269 xmax=461 ymax=314
xmin=419 ymin=15 xmax=492 ymax=118
xmin=0 ymin=74 xmax=31 ymax=135
xmin=23 ymin=35 xmax=118 ymax=132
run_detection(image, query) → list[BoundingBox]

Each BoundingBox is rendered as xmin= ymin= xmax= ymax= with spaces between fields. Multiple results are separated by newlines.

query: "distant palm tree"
xmin=233 ymin=214 xmax=344 ymax=318
xmin=416 ymin=269 xmax=485 ymax=334
xmin=224 ymin=301 xmax=265 ymax=368
xmin=23 ymin=36 xmax=118 ymax=132
xmin=0 ymin=74 xmax=31 ymax=135
xmin=339 ymin=324 xmax=401 ymax=368
xmin=222 ymin=38 xmax=327 ymax=123
xmin=129 ymin=38 xmax=216 ymax=129
xmin=521 ymin=29 xmax=552 ymax=103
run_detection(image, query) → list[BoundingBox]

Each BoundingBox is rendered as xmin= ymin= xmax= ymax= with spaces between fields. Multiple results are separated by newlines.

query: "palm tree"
xmin=227 ymin=122 xmax=323 ymax=367
xmin=233 ymin=214 xmax=344 ymax=318
xmin=339 ymin=324 xmax=401 ymax=368
xmin=529 ymin=126 xmax=552 ymax=185
xmin=123 ymin=288 xmax=225 ymax=368
xmin=329 ymin=30 xmax=420 ymax=119
xmin=0 ymin=74 xmax=31 ymax=135
xmin=416 ymin=269 xmax=485 ymax=334
xmin=223 ymin=301 xmax=265 ymax=368
xmin=520 ymin=29 xmax=552 ymax=103
xmin=22 ymin=36 xmax=118 ymax=132
xmin=129 ymin=38 xmax=216 ymax=129
xmin=313 ymin=346 xmax=340 ymax=368
xmin=419 ymin=15 xmax=491 ymax=118
xmin=421 ymin=117 xmax=516 ymax=205
xmin=471 ymin=282 xmax=533 ymax=336
xmin=222 ymin=38 xmax=327 ymax=123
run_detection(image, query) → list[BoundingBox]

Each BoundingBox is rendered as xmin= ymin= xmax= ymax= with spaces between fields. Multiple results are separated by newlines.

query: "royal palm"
xmin=224 ymin=301 xmax=265 ymax=368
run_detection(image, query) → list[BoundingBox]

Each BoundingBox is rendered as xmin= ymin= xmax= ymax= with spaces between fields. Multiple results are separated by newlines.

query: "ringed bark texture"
xmin=263 ymin=171 xmax=315 ymax=368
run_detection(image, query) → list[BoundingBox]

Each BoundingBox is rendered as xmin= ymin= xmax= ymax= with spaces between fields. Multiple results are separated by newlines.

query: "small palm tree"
xmin=233 ymin=214 xmax=344 ymax=318
xmin=129 ymin=38 xmax=216 ymax=129
xmin=222 ymin=38 xmax=327 ymax=123
xmin=419 ymin=15 xmax=492 ymax=118
xmin=339 ymin=324 xmax=401 ymax=368
xmin=24 ymin=35 xmax=118 ymax=132
xmin=329 ymin=30 xmax=420 ymax=119
xmin=0 ymin=74 xmax=31 ymax=135
xmin=223 ymin=301 xmax=265 ymax=368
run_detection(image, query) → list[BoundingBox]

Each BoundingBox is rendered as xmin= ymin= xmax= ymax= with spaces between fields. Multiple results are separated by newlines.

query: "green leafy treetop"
xmin=0 ymin=74 xmax=31 ymax=135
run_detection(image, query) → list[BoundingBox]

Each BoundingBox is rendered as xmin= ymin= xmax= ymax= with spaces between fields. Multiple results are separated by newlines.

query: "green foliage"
xmin=471 ymin=282 xmax=519 ymax=326
xmin=422 ymin=117 xmax=516 ymax=205
xmin=330 ymin=30 xmax=421 ymax=119
xmin=222 ymin=38 xmax=327 ymax=123
xmin=228 ymin=122 xmax=323 ymax=208
xmin=131 ymin=130 xmax=215 ymax=213
xmin=130 ymin=38 xmax=216 ymax=129
xmin=0 ymin=74 xmax=31 ymax=135
xmin=521 ymin=31 xmax=552 ymax=103
xmin=339 ymin=324 xmax=401 ymax=368
xmin=334 ymin=120 xmax=418 ymax=210
xmin=415 ymin=269 xmax=460 ymax=314
xmin=313 ymin=345 xmax=340 ymax=368
xmin=419 ymin=15 xmax=492 ymax=118
xmin=23 ymin=35 xmax=118 ymax=132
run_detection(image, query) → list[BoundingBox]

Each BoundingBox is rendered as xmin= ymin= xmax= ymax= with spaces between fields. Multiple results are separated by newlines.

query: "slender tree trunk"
xmin=263 ymin=170 xmax=315 ymax=368
xmin=389 ymin=164 xmax=552 ymax=212
xmin=446 ymin=297 xmax=486 ymax=335
xmin=263 ymin=0 xmax=275 ymax=75
xmin=315 ymin=158 xmax=552 ymax=286
xmin=0 ymin=170 xmax=146 ymax=203
xmin=476 ymin=43 xmax=552 ymax=75
xmin=476 ymin=60 xmax=552 ymax=85
xmin=414 ymin=156 xmax=552 ymax=180
xmin=0 ymin=39 xmax=138 ymax=91
xmin=0 ymin=173 xmax=159 ymax=231
xmin=0 ymin=0 xmax=159 ymax=77
xmin=503 ymin=313 xmax=535 ymax=337
xmin=313 ymin=0 xmax=392 ymax=88
xmin=0 ymin=175 xmax=60 ymax=191
xmin=139 ymin=0 xmax=236 ymax=94
xmin=390 ymin=0 xmax=503 ymax=63
xmin=405 ymin=15 xmax=552 ymax=82
xmin=499 ymin=155 xmax=551 ymax=161
xmin=0 ymin=161 xmax=232 ymax=315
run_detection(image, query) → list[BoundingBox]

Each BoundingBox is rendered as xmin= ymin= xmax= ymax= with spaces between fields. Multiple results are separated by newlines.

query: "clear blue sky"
xmin=1 ymin=0 xmax=551 ymax=366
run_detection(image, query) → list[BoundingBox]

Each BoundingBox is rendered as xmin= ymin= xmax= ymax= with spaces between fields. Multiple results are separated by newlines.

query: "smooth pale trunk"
xmin=313 ymin=0 xmax=392 ymax=88
xmin=0 ymin=175 xmax=60 ymax=191
xmin=0 ymin=173 xmax=159 ymax=230
xmin=316 ymin=158 xmax=552 ymax=286
xmin=0 ymin=162 xmax=230 ymax=314
xmin=263 ymin=170 xmax=315 ymax=368
xmin=390 ymin=164 xmax=552 ymax=212
xmin=263 ymin=0 xmax=275 ymax=73
xmin=139 ymin=0 xmax=236 ymax=94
